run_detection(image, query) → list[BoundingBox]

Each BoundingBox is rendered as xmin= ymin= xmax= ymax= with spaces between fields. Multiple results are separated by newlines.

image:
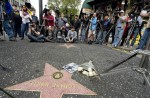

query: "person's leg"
xmin=120 ymin=27 xmax=129 ymax=46
xmin=95 ymin=29 xmax=100 ymax=41
xmin=21 ymin=23 xmax=26 ymax=39
xmin=102 ymin=31 xmax=107 ymax=44
xmin=92 ymin=30 xmax=96 ymax=42
xmin=27 ymin=34 xmax=38 ymax=42
xmin=81 ymin=28 xmax=86 ymax=42
xmin=95 ymin=30 xmax=102 ymax=44
xmin=17 ymin=24 xmax=22 ymax=37
xmin=37 ymin=35 xmax=48 ymax=42
xmin=130 ymin=28 xmax=139 ymax=46
xmin=80 ymin=29 xmax=83 ymax=41
xmin=12 ymin=22 xmax=17 ymax=38
xmin=137 ymin=28 xmax=150 ymax=49
xmin=88 ymin=29 xmax=93 ymax=42
xmin=76 ymin=28 xmax=79 ymax=40
xmin=99 ymin=31 xmax=104 ymax=44
xmin=105 ymin=29 xmax=111 ymax=43
xmin=94 ymin=29 xmax=97 ymax=41
xmin=37 ymin=35 xmax=45 ymax=39
xmin=3 ymin=20 xmax=14 ymax=40
xmin=111 ymin=27 xmax=115 ymax=44
xmin=112 ymin=27 xmax=118 ymax=46
xmin=116 ymin=28 xmax=124 ymax=46
xmin=24 ymin=23 xmax=29 ymax=36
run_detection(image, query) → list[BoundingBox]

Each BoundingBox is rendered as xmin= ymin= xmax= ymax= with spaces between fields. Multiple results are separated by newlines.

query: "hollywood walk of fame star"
xmin=5 ymin=63 xmax=96 ymax=98
xmin=60 ymin=44 xmax=77 ymax=49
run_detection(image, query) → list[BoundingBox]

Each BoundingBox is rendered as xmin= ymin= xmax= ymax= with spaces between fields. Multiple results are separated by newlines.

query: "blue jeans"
xmin=96 ymin=30 xmax=107 ymax=44
xmin=137 ymin=28 xmax=150 ymax=49
xmin=112 ymin=27 xmax=124 ymax=46
xmin=21 ymin=23 xmax=29 ymax=38
xmin=27 ymin=34 xmax=46 ymax=42
xmin=3 ymin=20 xmax=14 ymax=39
xmin=80 ymin=28 xmax=86 ymax=41
xmin=131 ymin=28 xmax=139 ymax=46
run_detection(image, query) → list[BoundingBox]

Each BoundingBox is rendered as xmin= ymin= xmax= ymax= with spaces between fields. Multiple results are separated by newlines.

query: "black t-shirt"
xmin=31 ymin=26 xmax=40 ymax=36
xmin=82 ymin=18 xmax=89 ymax=28
xmin=12 ymin=10 xmax=22 ymax=24
xmin=73 ymin=19 xmax=81 ymax=29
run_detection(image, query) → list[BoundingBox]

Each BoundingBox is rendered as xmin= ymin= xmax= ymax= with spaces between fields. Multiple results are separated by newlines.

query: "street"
xmin=0 ymin=40 xmax=150 ymax=98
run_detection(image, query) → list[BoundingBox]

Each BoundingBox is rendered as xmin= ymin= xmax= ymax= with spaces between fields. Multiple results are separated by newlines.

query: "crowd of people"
xmin=0 ymin=1 xmax=150 ymax=51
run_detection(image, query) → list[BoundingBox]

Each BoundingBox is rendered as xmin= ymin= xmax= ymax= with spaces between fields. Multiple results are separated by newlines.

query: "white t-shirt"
xmin=67 ymin=30 xmax=77 ymax=39
xmin=20 ymin=11 xmax=31 ymax=24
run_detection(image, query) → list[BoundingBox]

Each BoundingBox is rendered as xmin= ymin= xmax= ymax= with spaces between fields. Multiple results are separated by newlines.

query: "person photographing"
xmin=27 ymin=22 xmax=50 ymax=42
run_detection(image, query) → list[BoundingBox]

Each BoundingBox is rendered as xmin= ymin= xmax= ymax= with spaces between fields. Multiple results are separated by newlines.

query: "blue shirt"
xmin=5 ymin=1 xmax=12 ymax=14
xmin=90 ymin=17 xmax=97 ymax=31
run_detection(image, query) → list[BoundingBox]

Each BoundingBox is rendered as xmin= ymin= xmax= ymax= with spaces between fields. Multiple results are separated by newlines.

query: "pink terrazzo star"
xmin=5 ymin=63 xmax=96 ymax=98
xmin=60 ymin=44 xmax=77 ymax=49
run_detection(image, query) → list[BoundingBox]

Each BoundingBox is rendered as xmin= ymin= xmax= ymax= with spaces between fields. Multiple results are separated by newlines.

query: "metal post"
xmin=39 ymin=0 xmax=43 ymax=25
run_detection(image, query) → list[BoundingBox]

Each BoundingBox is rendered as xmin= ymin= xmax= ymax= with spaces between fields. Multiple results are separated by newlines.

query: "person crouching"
xmin=56 ymin=26 xmax=67 ymax=43
xmin=65 ymin=27 xmax=77 ymax=43
xmin=27 ymin=22 xmax=50 ymax=42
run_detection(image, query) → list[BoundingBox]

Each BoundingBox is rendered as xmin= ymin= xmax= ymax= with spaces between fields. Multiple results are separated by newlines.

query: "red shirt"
xmin=123 ymin=17 xmax=130 ymax=36
xmin=48 ymin=15 xmax=54 ymax=26
xmin=43 ymin=15 xmax=54 ymax=26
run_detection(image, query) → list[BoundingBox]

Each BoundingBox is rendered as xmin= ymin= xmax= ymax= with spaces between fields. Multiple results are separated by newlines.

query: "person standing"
xmin=43 ymin=10 xmax=54 ymax=27
xmin=20 ymin=5 xmax=31 ymax=40
xmin=56 ymin=13 xmax=68 ymax=29
xmin=48 ymin=10 xmax=54 ymax=27
xmin=12 ymin=4 xmax=22 ymax=39
xmin=95 ymin=14 xmax=111 ymax=45
xmin=3 ymin=0 xmax=15 ymax=41
xmin=31 ymin=10 xmax=39 ymax=25
xmin=112 ymin=11 xmax=126 ymax=47
xmin=79 ymin=14 xmax=89 ymax=42
xmin=73 ymin=15 xmax=81 ymax=39
xmin=136 ymin=10 xmax=150 ymax=50
xmin=88 ymin=13 xmax=97 ymax=44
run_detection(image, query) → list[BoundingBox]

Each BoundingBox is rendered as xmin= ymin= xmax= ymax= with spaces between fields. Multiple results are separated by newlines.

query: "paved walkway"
xmin=0 ymin=40 xmax=150 ymax=98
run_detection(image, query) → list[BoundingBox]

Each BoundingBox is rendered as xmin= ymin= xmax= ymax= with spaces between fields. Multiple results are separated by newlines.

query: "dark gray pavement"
xmin=0 ymin=40 xmax=150 ymax=98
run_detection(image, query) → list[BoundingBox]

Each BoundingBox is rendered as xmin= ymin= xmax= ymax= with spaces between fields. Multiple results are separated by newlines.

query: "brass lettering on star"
xmin=52 ymin=83 xmax=75 ymax=88
xmin=30 ymin=82 xmax=75 ymax=88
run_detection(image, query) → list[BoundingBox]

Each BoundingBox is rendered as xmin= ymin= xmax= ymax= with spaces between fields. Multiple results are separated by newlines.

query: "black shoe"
xmin=30 ymin=40 xmax=34 ymax=42
xmin=88 ymin=40 xmax=92 ymax=45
